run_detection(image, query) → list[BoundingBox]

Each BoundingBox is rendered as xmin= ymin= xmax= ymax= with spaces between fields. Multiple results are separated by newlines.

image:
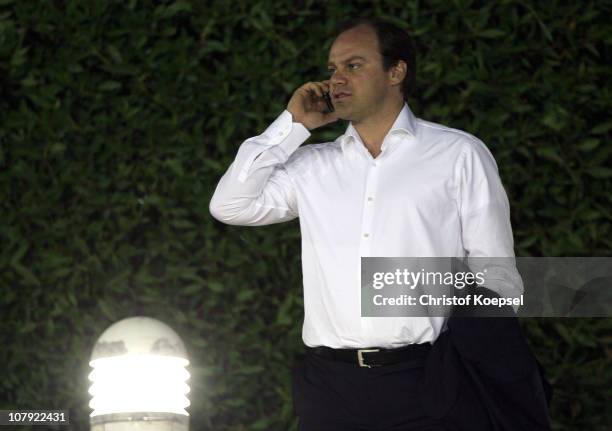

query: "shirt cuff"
xmin=236 ymin=110 xmax=311 ymax=182
xmin=262 ymin=110 xmax=311 ymax=154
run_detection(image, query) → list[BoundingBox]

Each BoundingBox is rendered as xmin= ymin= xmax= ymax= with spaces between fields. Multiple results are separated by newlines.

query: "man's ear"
xmin=390 ymin=60 xmax=407 ymax=86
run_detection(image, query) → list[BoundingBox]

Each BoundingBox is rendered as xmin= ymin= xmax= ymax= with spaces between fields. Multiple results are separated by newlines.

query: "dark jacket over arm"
xmin=420 ymin=287 xmax=553 ymax=431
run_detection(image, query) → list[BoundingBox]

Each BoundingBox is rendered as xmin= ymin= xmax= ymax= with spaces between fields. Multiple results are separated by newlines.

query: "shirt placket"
xmin=358 ymin=150 xmax=383 ymax=342
xmin=358 ymin=138 xmax=393 ymax=342
xmin=359 ymin=157 xmax=380 ymax=257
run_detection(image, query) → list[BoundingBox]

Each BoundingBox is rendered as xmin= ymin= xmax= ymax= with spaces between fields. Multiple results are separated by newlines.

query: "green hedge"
xmin=1 ymin=1 xmax=610 ymax=430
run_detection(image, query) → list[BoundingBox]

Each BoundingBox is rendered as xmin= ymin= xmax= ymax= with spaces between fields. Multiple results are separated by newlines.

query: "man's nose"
xmin=330 ymin=70 xmax=347 ymax=86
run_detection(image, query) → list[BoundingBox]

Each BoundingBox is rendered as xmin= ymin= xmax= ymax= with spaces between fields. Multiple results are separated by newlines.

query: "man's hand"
xmin=287 ymin=81 xmax=339 ymax=131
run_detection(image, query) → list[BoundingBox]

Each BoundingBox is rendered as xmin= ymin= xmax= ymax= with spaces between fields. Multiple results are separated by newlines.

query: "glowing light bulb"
xmin=88 ymin=317 xmax=190 ymax=431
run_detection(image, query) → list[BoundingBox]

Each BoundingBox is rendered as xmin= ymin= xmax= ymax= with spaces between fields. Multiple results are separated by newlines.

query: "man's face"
xmin=327 ymin=25 xmax=396 ymax=122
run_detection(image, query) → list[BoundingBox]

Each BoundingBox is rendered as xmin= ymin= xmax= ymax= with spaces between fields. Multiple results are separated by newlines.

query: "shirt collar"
xmin=339 ymin=102 xmax=418 ymax=153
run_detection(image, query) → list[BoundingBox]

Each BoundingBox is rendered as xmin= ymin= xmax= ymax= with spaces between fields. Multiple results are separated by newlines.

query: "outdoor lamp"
xmin=88 ymin=316 xmax=190 ymax=431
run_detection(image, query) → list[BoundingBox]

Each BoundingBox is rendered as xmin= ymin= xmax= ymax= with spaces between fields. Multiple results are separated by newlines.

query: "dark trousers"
xmin=292 ymin=349 xmax=449 ymax=431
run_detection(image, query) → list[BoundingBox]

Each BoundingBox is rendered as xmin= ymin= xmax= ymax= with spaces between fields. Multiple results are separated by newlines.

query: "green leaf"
xmin=10 ymin=243 xmax=29 ymax=265
xmin=239 ymin=365 xmax=264 ymax=375
xmin=587 ymin=167 xmax=612 ymax=178
xmin=99 ymin=300 xmax=117 ymax=320
xmin=170 ymin=219 xmax=195 ymax=229
xmin=99 ymin=81 xmax=122 ymax=91
xmin=578 ymin=139 xmax=600 ymax=152
xmin=536 ymin=147 xmax=565 ymax=165
xmin=12 ymin=263 xmax=41 ymax=286
xmin=590 ymin=121 xmax=612 ymax=134
xmin=207 ymin=281 xmax=224 ymax=292
xmin=182 ymin=284 xmax=203 ymax=294
xmin=479 ymin=29 xmax=506 ymax=38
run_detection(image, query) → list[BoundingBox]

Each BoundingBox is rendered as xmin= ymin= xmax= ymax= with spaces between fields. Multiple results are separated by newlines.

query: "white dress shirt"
xmin=209 ymin=103 xmax=523 ymax=348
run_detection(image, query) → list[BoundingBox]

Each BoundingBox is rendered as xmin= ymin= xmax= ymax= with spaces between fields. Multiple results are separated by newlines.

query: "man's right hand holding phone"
xmin=287 ymin=80 xmax=339 ymax=131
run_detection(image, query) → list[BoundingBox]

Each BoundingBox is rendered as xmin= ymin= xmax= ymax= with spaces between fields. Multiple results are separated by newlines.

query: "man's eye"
xmin=327 ymin=64 xmax=359 ymax=74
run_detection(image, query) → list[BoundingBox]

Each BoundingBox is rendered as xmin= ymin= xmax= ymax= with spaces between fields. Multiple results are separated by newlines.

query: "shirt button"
xmin=367 ymin=197 xmax=374 ymax=202
xmin=363 ymin=233 xmax=369 ymax=238
xmin=278 ymin=131 xmax=284 ymax=136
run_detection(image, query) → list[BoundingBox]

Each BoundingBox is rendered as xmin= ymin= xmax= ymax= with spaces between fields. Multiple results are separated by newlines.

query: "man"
xmin=210 ymin=17 xmax=549 ymax=431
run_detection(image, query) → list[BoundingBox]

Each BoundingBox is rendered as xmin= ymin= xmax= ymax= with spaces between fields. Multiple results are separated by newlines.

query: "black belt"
xmin=305 ymin=343 xmax=431 ymax=368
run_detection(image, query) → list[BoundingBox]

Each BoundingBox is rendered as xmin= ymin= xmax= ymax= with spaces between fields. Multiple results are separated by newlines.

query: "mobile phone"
xmin=323 ymin=92 xmax=334 ymax=113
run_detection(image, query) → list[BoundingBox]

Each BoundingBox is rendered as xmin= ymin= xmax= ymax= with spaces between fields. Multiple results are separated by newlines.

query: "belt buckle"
xmin=357 ymin=349 xmax=380 ymax=368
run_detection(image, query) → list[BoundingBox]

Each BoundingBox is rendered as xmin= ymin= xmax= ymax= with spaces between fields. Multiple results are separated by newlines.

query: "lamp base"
xmin=90 ymin=412 xmax=188 ymax=431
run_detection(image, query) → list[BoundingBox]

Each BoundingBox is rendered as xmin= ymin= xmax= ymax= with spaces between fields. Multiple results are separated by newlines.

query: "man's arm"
xmin=209 ymin=81 xmax=339 ymax=226
xmin=457 ymin=138 xmax=524 ymax=305
xmin=209 ymin=111 xmax=310 ymax=226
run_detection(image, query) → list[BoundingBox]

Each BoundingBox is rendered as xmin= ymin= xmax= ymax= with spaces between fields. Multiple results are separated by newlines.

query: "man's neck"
xmin=353 ymin=99 xmax=404 ymax=158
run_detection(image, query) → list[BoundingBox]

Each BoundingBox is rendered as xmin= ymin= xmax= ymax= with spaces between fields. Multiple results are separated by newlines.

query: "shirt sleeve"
xmin=457 ymin=138 xmax=524 ymax=307
xmin=209 ymin=110 xmax=311 ymax=226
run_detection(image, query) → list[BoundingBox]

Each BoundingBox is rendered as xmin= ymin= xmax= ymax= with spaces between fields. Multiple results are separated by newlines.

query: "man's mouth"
xmin=334 ymin=92 xmax=351 ymax=100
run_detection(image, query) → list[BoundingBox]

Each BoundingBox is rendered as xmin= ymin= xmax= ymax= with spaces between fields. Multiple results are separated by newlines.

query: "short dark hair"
xmin=331 ymin=17 xmax=416 ymax=100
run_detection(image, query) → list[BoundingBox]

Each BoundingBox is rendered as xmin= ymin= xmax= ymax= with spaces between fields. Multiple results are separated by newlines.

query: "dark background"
xmin=1 ymin=1 xmax=611 ymax=430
